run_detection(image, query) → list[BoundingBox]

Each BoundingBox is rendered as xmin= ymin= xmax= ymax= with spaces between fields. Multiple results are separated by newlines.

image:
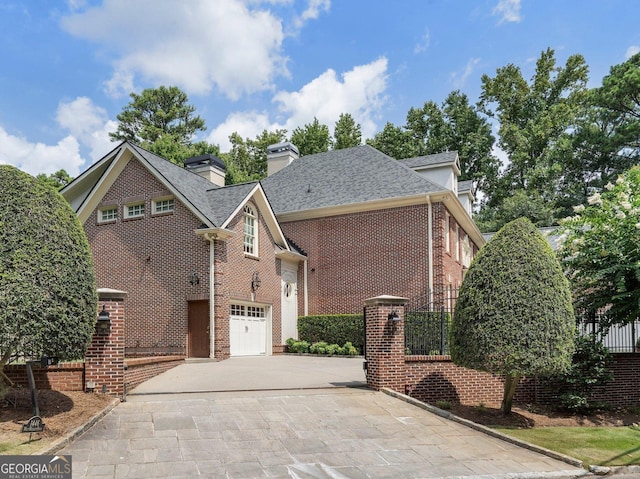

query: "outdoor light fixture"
xmin=189 ymin=271 xmax=200 ymax=286
xmin=388 ymin=308 xmax=400 ymax=333
xmin=96 ymin=304 xmax=111 ymax=334
xmin=251 ymin=271 xmax=261 ymax=292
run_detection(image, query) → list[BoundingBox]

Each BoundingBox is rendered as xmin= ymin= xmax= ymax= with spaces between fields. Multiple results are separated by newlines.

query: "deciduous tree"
xmin=290 ymin=117 xmax=330 ymax=156
xmin=556 ymin=166 xmax=640 ymax=330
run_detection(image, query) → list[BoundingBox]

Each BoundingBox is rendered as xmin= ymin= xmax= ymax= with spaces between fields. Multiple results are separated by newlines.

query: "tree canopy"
xmin=332 ymin=113 xmax=362 ymax=150
xmin=290 ymin=117 xmax=331 ymax=156
xmin=368 ymin=91 xmax=498 ymax=195
xmin=556 ymin=166 xmax=640 ymax=331
xmin=451 ymin=217 xmax=575 ymax=414
xmin=110 ymin=86 xmax=216 ymax=165
xmin=36 ymin=169 xmax=73 ymax=190
xmin=0 ymin=166 xmax=97 ymax=389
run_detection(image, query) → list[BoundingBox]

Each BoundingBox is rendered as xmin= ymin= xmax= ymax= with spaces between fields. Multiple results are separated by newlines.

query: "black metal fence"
xmin=405 ymin=288 xmax=457 ymax=355
xmin=404 ymin=288 xmax=640 ymax=355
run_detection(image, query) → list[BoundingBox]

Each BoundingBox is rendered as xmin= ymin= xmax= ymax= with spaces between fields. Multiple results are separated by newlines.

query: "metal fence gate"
xmin=405 ymin=288 xmax=458 ymax=355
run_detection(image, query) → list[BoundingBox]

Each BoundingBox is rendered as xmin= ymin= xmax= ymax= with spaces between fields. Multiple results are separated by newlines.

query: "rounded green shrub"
xmin=0 ymin=166 xmax=97 ymax=373
xmin=451 ymin=217 xmax=575 ymax=413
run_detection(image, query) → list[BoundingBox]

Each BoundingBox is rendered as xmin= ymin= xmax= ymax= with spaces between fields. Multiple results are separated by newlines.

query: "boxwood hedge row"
xmin=298 ymin=314 xmax=364 ymax=353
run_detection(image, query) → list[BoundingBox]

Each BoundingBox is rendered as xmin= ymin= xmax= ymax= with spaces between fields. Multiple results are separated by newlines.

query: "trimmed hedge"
xmin=298 ymin=314 xmax=364 ymax=353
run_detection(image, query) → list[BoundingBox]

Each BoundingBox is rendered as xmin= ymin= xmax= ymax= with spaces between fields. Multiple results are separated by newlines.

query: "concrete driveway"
xmin=127 ymin=355 xmax=367 ymax=397
xmin=61 ymin=356 xmax=587 ymax=479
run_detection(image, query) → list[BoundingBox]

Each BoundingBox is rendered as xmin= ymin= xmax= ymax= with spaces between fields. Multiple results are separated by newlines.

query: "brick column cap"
xmin=97 ymin=288 xmax=128 ymax=300
xmin=363 ymin=295 xmax=408 ymax=307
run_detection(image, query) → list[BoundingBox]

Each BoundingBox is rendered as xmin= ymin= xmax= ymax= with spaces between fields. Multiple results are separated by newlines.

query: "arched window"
xmin=243 ymin=204 xmax=257 ymax=256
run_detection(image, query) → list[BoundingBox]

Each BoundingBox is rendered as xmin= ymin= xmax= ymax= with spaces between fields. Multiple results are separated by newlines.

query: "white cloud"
xmin=0 ymin=127 xmax=84 ymax=177
xmin=492 ymin=0 xmax=522 ymax=24
xmin=414 ymin=28 xmax=431 ymax=54
xmin=274 ymin=57 xmax=388 ymax=140
xmin=61 ymin=0 xmax=288 ymax=99
xmin=56 ymin=97 xmax=117 ymax=161
xmin=450 ymin=57 xmax=481 ymax=89
xmin=209 ymin=58 xmax=388 ymax=152
xmin=294 ymin=0 xmax=330 ymax=30
xmin=626 ymin=45 xmax=640 ymax=59
xmin=208 ymin=111 xmax=277 ymax=152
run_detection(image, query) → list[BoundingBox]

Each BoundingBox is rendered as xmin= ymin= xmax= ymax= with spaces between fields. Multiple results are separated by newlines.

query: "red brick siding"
xmin=281 ymin=203 xmax=479 ymax=315
xmin=124 ymin=356 xmax=184 ymax=392
xmin=281 ymin=205 xmax=431 ymax=315
xmin=84 ymin=158 xmax=210 ymax=356
xmin=405 ymin=356 xmax=536 ymax=405
xmin=4 ymin=363 xmax=84 ymax=391
xmin=213 ymin=202 xmax=283 ymax=358
xmin=85 ymin=298 xmax=125 ymax=396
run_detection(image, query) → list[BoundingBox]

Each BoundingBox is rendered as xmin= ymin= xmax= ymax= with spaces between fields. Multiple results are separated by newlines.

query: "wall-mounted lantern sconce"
xmin=189 ymin=271 xmax=200 ymax=286
xmin=96 ymin=304 xmax=111 ymax=334
xmin=388 ymin=308 xmax=400 ymax=333
xmin=251 ymin=271 xmax=261 ymax=292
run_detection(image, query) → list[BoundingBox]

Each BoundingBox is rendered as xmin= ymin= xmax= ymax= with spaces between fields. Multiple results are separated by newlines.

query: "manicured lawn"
xmin=496 ymin=426 xmax=640 ymax=466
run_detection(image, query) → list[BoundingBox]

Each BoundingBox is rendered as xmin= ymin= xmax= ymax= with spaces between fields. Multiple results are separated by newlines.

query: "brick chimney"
xmin=184 ymin=154 xmax=226 ymax=187
xmin=267 ymin=142 xmax=299 ymax=176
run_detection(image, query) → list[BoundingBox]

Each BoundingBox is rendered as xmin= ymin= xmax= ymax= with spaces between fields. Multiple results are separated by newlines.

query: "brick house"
xmin=62 ymin=141 xmax=484 ymax=360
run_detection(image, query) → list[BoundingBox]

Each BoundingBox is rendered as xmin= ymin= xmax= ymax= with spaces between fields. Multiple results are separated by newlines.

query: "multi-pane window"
xmin=243 ymin=204 xmax=257 ymax=255
xmin=125 ymin=202 xmax=145 ymax=219
xmin=98 ymin=207 xmax=117 ymax=223
xmin=153 ymin=197 xmax=175 ymax=214
xmin=230 ymin=304 xmax=266 ymax=317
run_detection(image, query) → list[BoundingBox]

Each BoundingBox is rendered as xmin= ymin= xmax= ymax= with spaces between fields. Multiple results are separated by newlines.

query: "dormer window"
xmin=243 ymin=204 xmax=258 ymax=256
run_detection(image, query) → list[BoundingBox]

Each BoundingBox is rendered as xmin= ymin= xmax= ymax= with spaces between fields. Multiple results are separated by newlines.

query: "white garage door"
xmin=230 ymin=304 xmax=267 ymax=356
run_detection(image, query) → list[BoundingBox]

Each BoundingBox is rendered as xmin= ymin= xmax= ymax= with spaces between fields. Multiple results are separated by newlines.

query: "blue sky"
xmin=0 ymin=0 xmax=639 ymax=177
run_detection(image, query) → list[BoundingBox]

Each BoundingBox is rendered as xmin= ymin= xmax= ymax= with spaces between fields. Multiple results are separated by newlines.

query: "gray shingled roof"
xmin=132 ymin=144 xmax=264 ymax=228
xmin=399 ymin=151 xmax=458 ymax=169
xmin=204 ymin=182 xmax=259 ymax=227
xmin=261 ymin=145 xmax=446 ymax=215
xmin=458 ymin=180 xmax=474 ymax=193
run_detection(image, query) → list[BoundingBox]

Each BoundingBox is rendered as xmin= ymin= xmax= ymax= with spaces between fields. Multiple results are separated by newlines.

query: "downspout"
xmin=427 ymin=196 xmax=434 ymax=299
xmin=209 ymin=237 xmax=216 ymax=359
xmin=303 ymin=258 xmax=309 ymax=316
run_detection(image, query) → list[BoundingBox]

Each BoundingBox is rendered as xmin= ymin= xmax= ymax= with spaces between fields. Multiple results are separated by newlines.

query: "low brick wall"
xmin=4 ymin=362 xmax=84 ymax=392
xmin=405 ymin=354 xmax=639 ymax=408
xmin=124 ymin=355 xmax=185 ymax=392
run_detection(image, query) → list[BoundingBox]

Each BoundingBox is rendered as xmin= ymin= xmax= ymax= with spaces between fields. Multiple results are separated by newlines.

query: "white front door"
xmin=230 ymin=304 xmax=268 ymax=356
xmin=281 ymin=265 xmax=298 ymax=342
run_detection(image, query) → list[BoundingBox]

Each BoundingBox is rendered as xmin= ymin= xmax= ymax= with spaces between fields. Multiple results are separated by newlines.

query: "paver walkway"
xmin=62 ymin=387 xmax=586 ymax=479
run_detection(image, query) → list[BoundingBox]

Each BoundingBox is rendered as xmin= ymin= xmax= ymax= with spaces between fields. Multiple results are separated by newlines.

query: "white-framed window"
xmin=455 ymin=225 xmax=460 ymax=262
xmin=243 ymin=204 xmax=257 ymax=256
xmin=152 ymin=197 xmax=175 ymax=214
xmin=462 ymin=235 xmax=472 ymax=268
xmin=125 ymin=202 xmax=145 ymax=219
xmin=445 ymin=213 xmax=450 ymax=254
xmin=98 ymin=206 xmax=118 ymax=223
xmin=230 ymin=304 xmax=266 ymax=318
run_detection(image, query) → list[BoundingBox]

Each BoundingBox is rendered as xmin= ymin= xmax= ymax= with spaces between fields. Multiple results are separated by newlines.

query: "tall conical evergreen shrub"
xmin=451 ymin=217 xmax=575 ymax=414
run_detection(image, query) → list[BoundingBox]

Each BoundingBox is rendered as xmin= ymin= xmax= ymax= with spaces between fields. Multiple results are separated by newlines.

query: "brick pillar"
xmin=363 ymin=295 xmax=408 ymax=393
xmin=85 ymin=288 xmax=127 ymax=397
